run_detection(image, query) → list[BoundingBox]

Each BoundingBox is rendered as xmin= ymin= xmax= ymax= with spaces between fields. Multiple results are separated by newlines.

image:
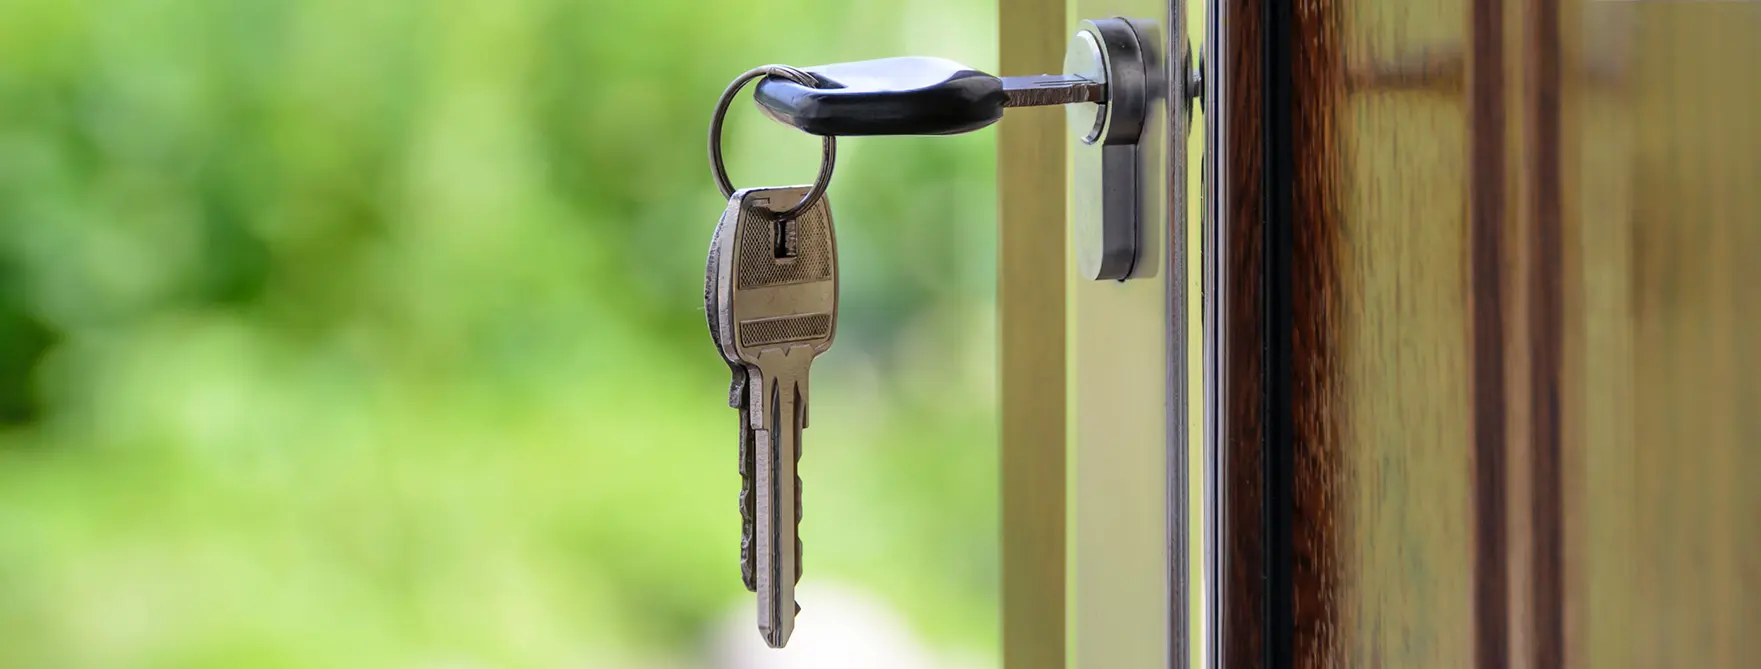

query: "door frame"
xmin=998 ymin=0 xmax=1193 ymax=667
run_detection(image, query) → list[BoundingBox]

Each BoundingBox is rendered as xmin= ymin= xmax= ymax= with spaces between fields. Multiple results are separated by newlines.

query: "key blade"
xmin=999 ymin=74 xmax=1106 ymax=108
xmin=753 ymin=362 xmax=808 ymax=648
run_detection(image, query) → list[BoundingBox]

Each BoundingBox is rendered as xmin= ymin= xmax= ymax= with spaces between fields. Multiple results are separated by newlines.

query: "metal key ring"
xmin=709 ymin=65 xmax=836 ymax=219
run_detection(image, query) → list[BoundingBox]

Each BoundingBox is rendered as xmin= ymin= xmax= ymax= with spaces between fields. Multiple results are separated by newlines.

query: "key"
xmin=708 ymin=184 xmax=837 ymax=648
xmin=705 ymin=197 xmax=760 ymax=593
xmin=736 ymin=399 xmax=757 ymax=592
xmin=753 ymin=56 xmax=1105 ymax=136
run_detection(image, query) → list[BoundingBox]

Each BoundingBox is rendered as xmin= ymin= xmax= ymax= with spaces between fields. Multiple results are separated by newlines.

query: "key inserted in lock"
xmin=1066 ymin=18 xmax=1151 ymax=281
xmin=752 ymin=58 xmax=1108 ymax=136
xmin=749 ymin=17 xmax=1191 ymax=282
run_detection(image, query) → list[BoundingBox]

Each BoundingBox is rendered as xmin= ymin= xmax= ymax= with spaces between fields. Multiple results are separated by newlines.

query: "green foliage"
xmin=0 ymin=0 xmax=998 ymax=666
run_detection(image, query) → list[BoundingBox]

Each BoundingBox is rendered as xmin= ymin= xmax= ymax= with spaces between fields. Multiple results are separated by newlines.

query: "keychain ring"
xmin=709 ymin=65 xmax=836 ymax=218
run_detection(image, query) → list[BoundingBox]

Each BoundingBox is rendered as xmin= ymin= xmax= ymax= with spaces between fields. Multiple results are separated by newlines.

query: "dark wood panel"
xmin=1520 ymin=1 xmax=1565 ymax=667
xmin=1240 ymin=0 xmax=1481 ymax=667
xmin=1284 ymin=1 xmax=1346 ymax=667
xmin=1469 ymin=0 xmax=1511 ymax=666
xmin=1219 ymin=0 xmax=1266 ymax=666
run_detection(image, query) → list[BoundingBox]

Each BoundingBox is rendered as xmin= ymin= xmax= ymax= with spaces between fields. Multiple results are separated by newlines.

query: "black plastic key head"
xmin=753 ymin=57 xmax=1006 ymax=136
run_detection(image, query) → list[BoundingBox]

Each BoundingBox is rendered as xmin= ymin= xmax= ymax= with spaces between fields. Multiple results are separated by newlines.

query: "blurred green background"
xmin=0 ymin=0 xmax=1000 ymax=667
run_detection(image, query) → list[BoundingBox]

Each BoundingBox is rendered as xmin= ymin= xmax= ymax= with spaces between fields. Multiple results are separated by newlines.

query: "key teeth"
xmin=741 ymin=534 xmax=757 ymax=592
xmin=741 ymin=482 xmax=756 ymax=591
xmin=739 ymin=405 xmax=758 ymax=592
xmin=795 ymin=474 xmax=804 ymax=582
xmin=740 ymin=483 xmax=757 ymax=591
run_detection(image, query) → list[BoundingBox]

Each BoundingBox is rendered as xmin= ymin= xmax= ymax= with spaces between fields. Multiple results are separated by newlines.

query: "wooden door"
xmin=1001 ymin=1 xmax=1759 ymax=667
xmin=1208 ymin=1 xmax=1761 ymax=668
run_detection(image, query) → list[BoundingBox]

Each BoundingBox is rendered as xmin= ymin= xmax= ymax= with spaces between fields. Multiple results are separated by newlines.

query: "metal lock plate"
xmin=1059 ymin=6 xmax=1195 ymax=669
xmin=1067 ymin=18 xmax=1155 ymax=282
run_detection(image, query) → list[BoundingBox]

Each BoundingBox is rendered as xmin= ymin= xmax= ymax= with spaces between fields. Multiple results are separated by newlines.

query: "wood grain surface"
xmin=1219 ymin=0 xmax=1267 ymax=665
xmin=1232 ymin=2 xmax=1761 ymax=668
xmin=1234 ymin=0 xmax=1486 ymax=666
xmin=1570 ymin=4 xmax=1761 ymax=667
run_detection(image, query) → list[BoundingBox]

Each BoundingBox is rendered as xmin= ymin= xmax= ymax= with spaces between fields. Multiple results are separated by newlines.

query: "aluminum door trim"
xmin=1201 ymin=0 xmax=1228 ymax=665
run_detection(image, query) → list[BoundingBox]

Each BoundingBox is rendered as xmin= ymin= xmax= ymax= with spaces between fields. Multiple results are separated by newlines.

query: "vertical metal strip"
xmin=1205 ymin=0 xmax=1272 ymax=665
xmin=1168 ymin=4 xmax=1193 ymax=669
xmin=1201 ymin=0 xmax=1228 ymax=663
xmin=1201 ymin=0 xmax=1227 ymax=661
xmin=999 ymin=0 xmax=1068 ymax=666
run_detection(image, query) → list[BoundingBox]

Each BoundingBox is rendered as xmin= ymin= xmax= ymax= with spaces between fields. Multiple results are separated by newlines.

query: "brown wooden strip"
xmin=1288 ymin=0 xmax=1346 ymax=667
xmin=1523 ymin=0 xmax=1565 ymax=666
xmin=1223 ymin=0 xmax=1268 ymax=665
xmin=1469 ymin=0 xmax=1511 ymax=666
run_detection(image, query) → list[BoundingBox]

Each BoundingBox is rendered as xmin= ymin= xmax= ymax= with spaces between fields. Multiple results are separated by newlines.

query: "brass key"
xmin=708 ymin=185 xmax=837 ymax=648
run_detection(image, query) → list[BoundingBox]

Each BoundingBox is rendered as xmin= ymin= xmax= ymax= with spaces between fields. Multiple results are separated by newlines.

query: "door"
xmin=1001 ymin=0 xmax=1761 ymax=667
xmin=1211 ymin=0 xmax=1761 ymax=668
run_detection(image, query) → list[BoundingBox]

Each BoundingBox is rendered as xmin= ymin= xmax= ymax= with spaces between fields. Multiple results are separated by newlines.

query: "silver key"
xmin=998 ymin=73 xmax=1106 ymax=108
xmin=709 ymin=185 xmax=837 ymax=648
